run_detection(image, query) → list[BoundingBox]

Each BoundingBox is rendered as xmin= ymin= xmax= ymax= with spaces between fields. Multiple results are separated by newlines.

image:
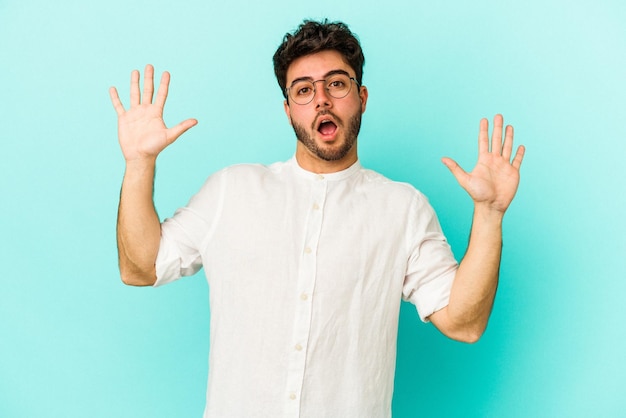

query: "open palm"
xmin=109 ymin=64 xmax=197 ymax=162
xmin=442 ymin=115 xmax=525 ymax=213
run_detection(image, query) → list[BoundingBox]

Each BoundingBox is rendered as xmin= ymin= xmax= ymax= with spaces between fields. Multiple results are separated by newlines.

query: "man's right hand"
xmin=111 ymin=65 xmax=197 ymax=286
xmin=109 ymin=64 xmax=197 ymax=162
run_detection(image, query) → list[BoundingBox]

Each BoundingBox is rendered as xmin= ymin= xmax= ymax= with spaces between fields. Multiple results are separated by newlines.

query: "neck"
xmin=295 ymin=143 xmax=358 ymax=174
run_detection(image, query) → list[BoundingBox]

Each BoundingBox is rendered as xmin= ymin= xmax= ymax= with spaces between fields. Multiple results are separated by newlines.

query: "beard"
xmin=291 ymin=110 xmax=362 ymax=162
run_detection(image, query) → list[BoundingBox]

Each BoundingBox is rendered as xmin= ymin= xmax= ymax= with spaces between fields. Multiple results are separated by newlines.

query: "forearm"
xmin=447 ymin=205 xmax=504 ymax=339
xmin=117 ymin=158 xmax=161 ymax=286
xmin=429 ymin=204 xmax=504 ymax=342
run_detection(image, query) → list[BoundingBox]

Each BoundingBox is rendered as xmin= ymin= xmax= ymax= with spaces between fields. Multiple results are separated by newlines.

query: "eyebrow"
xmin=288 ymin=69 xmax=351 ymax=87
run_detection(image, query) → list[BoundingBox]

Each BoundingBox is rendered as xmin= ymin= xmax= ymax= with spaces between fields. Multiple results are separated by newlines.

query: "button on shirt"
xmin=155 ymin=158 xmax=458 ymax=418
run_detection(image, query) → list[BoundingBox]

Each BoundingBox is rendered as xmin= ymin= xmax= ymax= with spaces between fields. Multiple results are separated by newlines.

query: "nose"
xmin=312 ymin=80 xmax=332 ymax=108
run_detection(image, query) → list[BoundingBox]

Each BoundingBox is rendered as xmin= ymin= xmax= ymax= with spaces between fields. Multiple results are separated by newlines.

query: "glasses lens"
xmin=288 ymin=75 xmax=354 ymax=105
xmin=289 ymin=81 xmax=315 ymax=105
xmin=326 ymin=74 xmax=352 ymax=99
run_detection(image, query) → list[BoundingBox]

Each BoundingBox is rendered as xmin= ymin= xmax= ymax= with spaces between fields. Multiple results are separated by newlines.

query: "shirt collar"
xmin=289 ymin=156 xmax=362 ymax=181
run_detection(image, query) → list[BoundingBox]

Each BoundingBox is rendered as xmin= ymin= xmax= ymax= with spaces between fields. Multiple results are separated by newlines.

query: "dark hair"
xmin=273 ymin=19 xmax=365 ymax=99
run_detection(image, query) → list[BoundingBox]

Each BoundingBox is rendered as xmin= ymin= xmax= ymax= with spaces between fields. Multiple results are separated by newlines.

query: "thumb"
xmin=166 ymin=118 xmax=198 ymax=145
xmin=441 ymin=157 xmax=469 ymax=187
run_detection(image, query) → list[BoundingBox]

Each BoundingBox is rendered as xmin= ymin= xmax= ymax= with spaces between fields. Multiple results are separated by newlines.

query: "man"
xmin=110 ymin=20 xmax=524 ymax=418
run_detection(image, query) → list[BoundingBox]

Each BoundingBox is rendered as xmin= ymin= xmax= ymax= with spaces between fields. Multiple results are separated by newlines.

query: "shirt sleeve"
xmin=153 ymin=170 xmax=226 ymax=287
xmin=154 ymin=210 xmax=204 ymax=287
xmin=402 ymin=193 xmax=458 ymax=322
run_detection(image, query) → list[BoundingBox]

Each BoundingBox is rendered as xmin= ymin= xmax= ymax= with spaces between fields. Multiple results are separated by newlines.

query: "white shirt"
xmin=155 ymin=158 xmax=458 ymax=418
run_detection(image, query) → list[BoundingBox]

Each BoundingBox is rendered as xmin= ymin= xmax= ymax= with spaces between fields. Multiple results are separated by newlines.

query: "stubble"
xmin=291 ymin=110 xmax=362 ymax=162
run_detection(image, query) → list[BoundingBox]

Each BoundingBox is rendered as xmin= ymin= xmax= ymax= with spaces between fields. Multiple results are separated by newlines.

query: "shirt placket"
xmin=283 ymin=174 xmax=327 ymax=417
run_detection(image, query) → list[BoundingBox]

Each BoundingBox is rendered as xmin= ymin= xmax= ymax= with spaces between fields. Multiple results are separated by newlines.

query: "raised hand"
xmin=109 ymin=64 xmax=197 ymax=162
xmin=442 ymin=114 xmax=525 ymax=214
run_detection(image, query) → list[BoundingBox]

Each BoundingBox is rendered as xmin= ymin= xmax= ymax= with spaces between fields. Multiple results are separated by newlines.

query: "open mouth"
xmin=317 ymin=119 xmax=338 ymax=137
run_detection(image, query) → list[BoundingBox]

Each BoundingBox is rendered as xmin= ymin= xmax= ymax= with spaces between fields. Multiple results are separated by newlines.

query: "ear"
xmin=359 ymin=85 xmax=369 ymax=114
xmin=283 ymin=99 xmax=292 ymax=125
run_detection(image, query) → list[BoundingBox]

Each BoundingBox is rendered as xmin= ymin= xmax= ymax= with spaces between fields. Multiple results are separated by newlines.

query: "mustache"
xmin=312 ymin=110 xmax=342 ymax=129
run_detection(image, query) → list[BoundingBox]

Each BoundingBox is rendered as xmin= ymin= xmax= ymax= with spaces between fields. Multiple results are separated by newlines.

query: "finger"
xmin=154 ymin=71 xmax=171 ymax=110
xmin=130 ymin=69 xmax=140 ymax=107
xmin=441 ymin=157 xmax=469 ymax=188
xmin=166 ymin=118 xmax=198 ymax=145
xmin=511 ymin=145 xmax=525 ymax=170
xmin=109 ymin=86 xmax=126 ymax=116
xmin=478 ymin=118 xmax=489 ymax=155
xmin=143 ymin=64 xmax=155 ymax=104
xmin=502 ymin=125 xmax=514 ymax=160
xmin=491 ymin=114 xmax=504 ymax=155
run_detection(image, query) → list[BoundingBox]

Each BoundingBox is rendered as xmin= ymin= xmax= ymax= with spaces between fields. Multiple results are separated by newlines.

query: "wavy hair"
xmin=273 ymin=19 xmax=365 ymax=99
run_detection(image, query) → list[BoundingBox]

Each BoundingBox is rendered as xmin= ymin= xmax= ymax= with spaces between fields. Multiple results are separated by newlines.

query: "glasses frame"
xmin=285 ymin=75 xmax=360 ymax=105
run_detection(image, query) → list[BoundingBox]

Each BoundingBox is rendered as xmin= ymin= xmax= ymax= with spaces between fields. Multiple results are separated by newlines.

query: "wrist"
xmin=122 ymin=157 xmax=157 ymax=189
xmin=124 ymin=155 xmax=157 ymax=170
xmin=473 ymin=203 xmax=505 ymax=225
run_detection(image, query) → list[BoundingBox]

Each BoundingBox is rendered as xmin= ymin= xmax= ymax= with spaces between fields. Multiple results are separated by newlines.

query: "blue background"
xmin=1 ymin=0 xmax=625 ymax=417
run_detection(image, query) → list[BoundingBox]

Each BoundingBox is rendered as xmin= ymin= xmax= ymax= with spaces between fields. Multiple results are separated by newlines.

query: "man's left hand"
xmin=442 ymin=114 xmax=525 ymax=214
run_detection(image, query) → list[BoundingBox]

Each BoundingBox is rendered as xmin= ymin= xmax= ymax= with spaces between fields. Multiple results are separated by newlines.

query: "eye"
xmin=328 ymin=79 xmax=346 ymax=89
xmin=290 ymin=81 xmax=314 ymax=98
xmin=297 ymin=86 xmax=312 ymax=96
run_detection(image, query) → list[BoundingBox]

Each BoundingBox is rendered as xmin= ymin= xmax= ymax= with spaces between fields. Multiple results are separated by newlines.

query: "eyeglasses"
xmin=286 ymin=73 xmax=359 ymax=105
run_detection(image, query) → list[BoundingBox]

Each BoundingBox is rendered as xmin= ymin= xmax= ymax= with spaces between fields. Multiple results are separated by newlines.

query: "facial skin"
xmin=283 ymin=50 xmax=368 ymax=173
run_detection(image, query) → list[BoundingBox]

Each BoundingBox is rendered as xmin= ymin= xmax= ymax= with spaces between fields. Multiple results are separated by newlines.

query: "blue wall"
xmin=1 ymin=0 xmax=625 ymax=416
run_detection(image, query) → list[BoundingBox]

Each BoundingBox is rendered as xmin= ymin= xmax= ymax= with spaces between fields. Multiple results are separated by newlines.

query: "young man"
xmin=110 ymin=20 xmax=524 ymax=418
